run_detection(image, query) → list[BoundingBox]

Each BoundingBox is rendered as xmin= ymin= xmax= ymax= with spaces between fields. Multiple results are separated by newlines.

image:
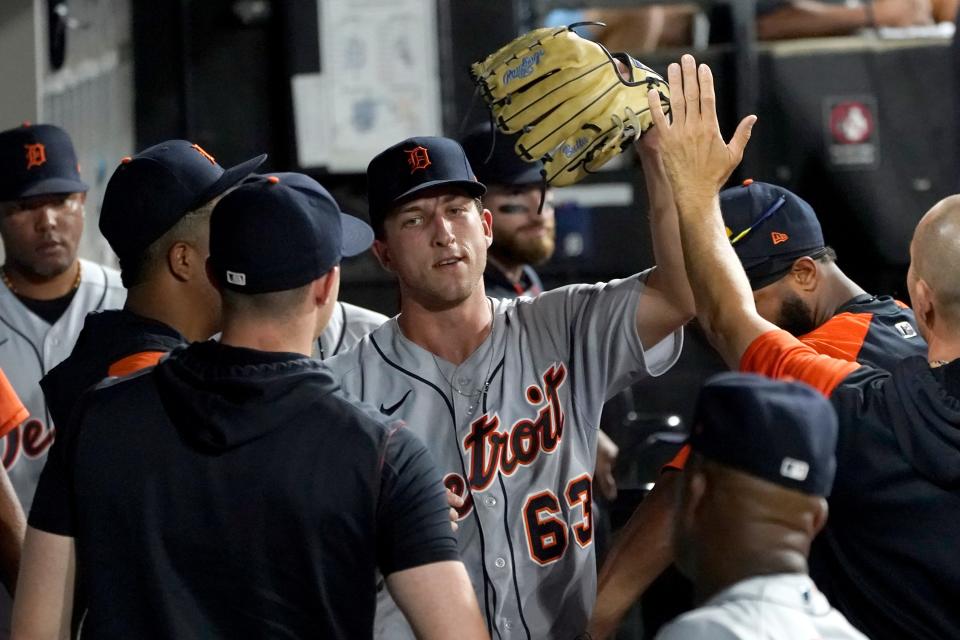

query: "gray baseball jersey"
xmin=655 ymin=574 xmax=869 ymax=640
xmin=0 ymin=258 xmax=125 ymax=512
xmin=315 ymin=300 xmax=388 ymax=360
xmin=326 ymin=271 xmax=682 ymax=639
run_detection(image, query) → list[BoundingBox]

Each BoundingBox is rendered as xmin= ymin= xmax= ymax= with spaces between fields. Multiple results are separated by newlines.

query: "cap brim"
xmin=194 ymin=153 xmax=268 ymax=208
xmin=17 ymin=177 xmax=88 ymax=199
xmin=340 ymin=212 xmax=374 ymax=257
xmin=394 ymin=179 xmax=487 ymax=207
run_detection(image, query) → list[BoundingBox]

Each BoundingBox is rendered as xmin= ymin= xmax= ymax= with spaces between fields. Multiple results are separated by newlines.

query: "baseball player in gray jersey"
xmin=0 ymin=124 xmax=125 ymax=514
xmin=315 ymin=300 xmax=388 ymax=360
xmin=325 ymin=135 xmax=692 ymax=638
xmin=0 ymin=123 xmax=124 ymax=633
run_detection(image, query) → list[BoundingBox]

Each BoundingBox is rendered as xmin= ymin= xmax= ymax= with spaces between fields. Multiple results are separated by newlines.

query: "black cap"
xmin=690 ymin=373 xmax=838 ymax=497
xmin=0 ymin=123 xmax=88 ymax=201
xmin=209 ymin=173 xmax=373 ymax=294
xmin=460 ymin=124 xmax=544 ymax=187
xmin=366 ymin=136 xmax=486 ymax=230
xmin=720 ymin=180 xmax=826 ymax=290
xmin=99 ymin=140 xmax=267 ymax=265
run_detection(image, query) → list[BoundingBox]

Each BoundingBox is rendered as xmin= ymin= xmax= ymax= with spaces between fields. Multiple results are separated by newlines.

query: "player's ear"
xmin=790 ymin=256 xmax=817 ymax=291
xmin=912 ymin=277 xmax=936 ymax=333
xmin=481 ymin=207 xmax=493 ymax=247
xmin=811 ymin=497 xmax=829 ymax=536
xmin=372 ymin=238 xmax=394 ymax=273
xmin=167 ymin=241 xmax=193 ymax=282
xmin=316 ymin=265 xmax=340 ymax=306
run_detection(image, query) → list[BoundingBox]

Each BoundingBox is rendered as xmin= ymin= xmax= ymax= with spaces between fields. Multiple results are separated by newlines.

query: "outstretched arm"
xmin=588 ymin=471 xmax=680 ymax=639
xmin=648 ymin=55 xmax=772 ymax=367
xmin=634 ymin=127 xmax=696 ymax=351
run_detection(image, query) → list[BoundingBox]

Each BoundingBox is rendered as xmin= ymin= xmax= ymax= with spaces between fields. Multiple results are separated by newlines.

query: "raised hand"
xmin=647 ymin=54 xmax=756 ymax=210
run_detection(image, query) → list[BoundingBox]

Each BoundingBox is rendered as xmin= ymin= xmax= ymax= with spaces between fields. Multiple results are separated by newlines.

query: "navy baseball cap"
xmin=0 ymin=123 xmax=88 ymax=201
xmin=690 ymin=373 xmax=838 ymax=497
xmin=720 ymin=180 xmax=826 ymax=290
xmin=99 ymin=140 xmax=266 ymax=266
xmin=460 ymin=124 xmax=544 ymax=187
xmin=209 ymin=173 xmax=373 ymax=294
xmin=366 ymin=136 xmax=486 ymax=231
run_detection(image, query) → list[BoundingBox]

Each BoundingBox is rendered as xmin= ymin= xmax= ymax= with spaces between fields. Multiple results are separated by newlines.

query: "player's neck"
xmin=126 ymin=281 xmax=214 ymax=343
xmin=220 ymin=314 xmax=315 ymax=357
xmin=486 ymin=253 xmax=525 ymax=284
xmin=925 ymin=332 xmax=960 ymax=367
xmin=817 ymin=266 xmax=867 ymax=325
xmin=2 ymin=260 xmax=80 ymax=300
xmin=398 ymin=288 xmax=493 ymax=365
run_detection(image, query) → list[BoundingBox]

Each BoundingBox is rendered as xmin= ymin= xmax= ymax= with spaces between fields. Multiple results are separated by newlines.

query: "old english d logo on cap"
xmin=24 ymin=143 xmax=47 ymax=170
xmin=405 ymin=146 xmax=431 ymax=173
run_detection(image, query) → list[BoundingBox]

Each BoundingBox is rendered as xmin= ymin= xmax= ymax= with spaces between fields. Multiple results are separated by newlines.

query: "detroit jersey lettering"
xmin=326 ymin=272 xmax=682 ymax=638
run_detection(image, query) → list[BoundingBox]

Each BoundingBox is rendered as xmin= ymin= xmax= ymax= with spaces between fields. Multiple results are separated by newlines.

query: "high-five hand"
xmin=647 ymin=54 xmax=756 ymax=210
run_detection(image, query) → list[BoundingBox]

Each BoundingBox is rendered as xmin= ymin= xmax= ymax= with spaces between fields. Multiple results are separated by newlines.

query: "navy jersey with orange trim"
xmin=798 ymin=295 xmax=925 ymax=371
xmin=741 ymin=330 xmax=960 ymax=640
xmin=40 ymin=309 xmax=186 ymax=429
xmin=664 ymin=296 xmax=924 ymax=472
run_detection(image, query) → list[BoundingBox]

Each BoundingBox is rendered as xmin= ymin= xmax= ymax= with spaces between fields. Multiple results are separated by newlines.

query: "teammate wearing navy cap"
xmin=0 ymin=123 xmax=127 ymax=502
xmin=326 ymin=134 xmax=693 ymax=638
xmin=655 ymin=180 xmax=928 ymax=474
xmin=720 ymin=179 xmax=925 ymax=370
xmin=656 ymin=374 xmax=866 ymax=640
xmin=40 ymin=140 xmax=266 ymax=433
xmin=16 ymin=173 xmax=486 ymax=639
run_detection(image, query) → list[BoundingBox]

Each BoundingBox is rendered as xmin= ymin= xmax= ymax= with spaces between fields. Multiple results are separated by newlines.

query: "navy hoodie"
xmin=812 ymin=356 xmax=960 ymax=640
xmin=29 ymin=340 xmax=458 ymax=639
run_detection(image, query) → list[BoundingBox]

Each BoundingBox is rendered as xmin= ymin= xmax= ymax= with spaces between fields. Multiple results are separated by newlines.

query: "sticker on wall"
xmin=824 ymin=97 xmax=880 ymax=169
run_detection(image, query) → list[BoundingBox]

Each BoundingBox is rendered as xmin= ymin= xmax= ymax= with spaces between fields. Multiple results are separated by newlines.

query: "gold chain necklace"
xmin=1 ymin=262 xmax=81 ymax=296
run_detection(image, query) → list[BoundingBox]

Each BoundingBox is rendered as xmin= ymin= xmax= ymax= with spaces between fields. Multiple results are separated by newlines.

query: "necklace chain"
xmin=432 ymin=299 xmax=497 ymax=415
xmin=1 ymin=263 xmax=81 ymax=296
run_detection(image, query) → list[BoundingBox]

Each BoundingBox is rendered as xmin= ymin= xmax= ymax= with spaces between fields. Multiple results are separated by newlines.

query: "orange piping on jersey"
xmin=108 ymin=351 xmax=166 ymax=377
xmin=662 ymin=445 xmax=690 ymax=472
xmin=798 ymin=312 xmax=873 ymax=363
xmin=0 ymin=369 xmax=27 ymax=438
xmin=740 ymin=330 xmax=859 ymax=397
